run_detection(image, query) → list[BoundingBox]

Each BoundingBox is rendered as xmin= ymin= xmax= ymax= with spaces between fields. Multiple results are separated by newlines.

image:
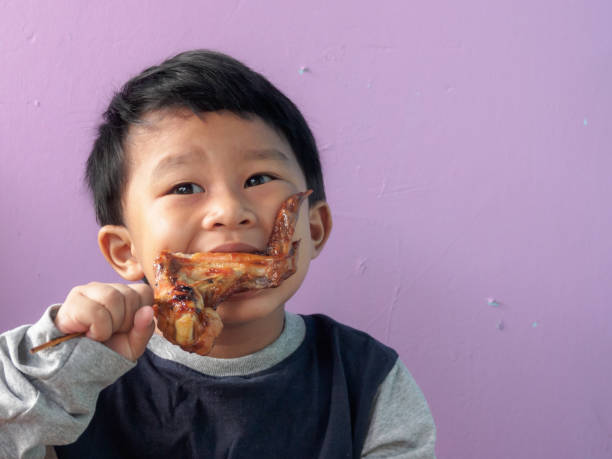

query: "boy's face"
xmin=106 ymin=110 xmax=329 ymax=327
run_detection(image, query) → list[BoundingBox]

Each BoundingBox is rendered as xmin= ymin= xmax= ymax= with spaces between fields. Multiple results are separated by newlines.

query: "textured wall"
xmin=1 ymin=1 xmax=611 ymax=457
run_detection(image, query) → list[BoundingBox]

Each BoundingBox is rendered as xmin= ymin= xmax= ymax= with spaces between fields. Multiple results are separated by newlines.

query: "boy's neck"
xmin=201 ymin=306 xmax=286 ymax=359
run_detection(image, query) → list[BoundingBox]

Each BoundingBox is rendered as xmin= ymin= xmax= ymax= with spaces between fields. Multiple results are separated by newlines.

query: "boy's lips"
xmin=209 ymin=242 xmax=262 ymax=253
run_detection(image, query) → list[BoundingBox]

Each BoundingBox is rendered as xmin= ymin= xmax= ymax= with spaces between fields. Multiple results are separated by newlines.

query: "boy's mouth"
xmin=209 ymin=242 xmax=262 ymax=254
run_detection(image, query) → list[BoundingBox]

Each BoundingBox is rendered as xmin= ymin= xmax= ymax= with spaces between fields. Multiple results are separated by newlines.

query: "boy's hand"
xmin=54 ymin=282 xmax=156 ymax=361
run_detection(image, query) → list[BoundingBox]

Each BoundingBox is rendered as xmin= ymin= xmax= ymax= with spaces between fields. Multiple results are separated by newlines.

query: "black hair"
xmin=86 ymin=49 xmax=325 ymax=226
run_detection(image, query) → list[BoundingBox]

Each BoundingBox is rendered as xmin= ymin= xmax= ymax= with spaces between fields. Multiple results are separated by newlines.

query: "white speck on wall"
xmin=487 ymin=297 xmax=501 ymax=307
xmin=355 ymin=257 xmax=368 ymax=275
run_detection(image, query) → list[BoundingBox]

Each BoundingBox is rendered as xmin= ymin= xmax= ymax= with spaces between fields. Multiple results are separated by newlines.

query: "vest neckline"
xmin=145 ymin=311 xmax=306 ymax=377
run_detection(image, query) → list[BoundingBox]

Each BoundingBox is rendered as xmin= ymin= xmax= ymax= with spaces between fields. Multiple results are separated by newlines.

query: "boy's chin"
xmin=227 ymin=289 xmax=264 ymax=300
xmin=216 ymin=291 xmax=285 ymax=324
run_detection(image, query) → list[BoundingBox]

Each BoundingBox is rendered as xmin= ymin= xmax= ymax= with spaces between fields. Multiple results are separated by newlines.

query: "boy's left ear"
xmin=308 ymin=201 xmax=333 ymax=259
xmin=98 ymin=225 xmax=144 ymax=281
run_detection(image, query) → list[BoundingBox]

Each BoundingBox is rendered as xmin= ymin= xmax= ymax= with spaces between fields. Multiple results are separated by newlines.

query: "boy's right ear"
xmin=97 ymin=225 xmax=144 ymax=281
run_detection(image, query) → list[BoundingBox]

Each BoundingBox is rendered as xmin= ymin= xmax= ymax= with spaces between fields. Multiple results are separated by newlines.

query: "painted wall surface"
xmin=1 ymin=1 xmax=610 ymax=457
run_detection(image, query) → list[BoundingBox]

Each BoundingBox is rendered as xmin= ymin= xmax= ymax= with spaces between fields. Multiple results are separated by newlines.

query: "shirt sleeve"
xmin=361 ymin=359 xmax=437 ymax=458
xmin=0 ymin=306 xmax=136 ymax=459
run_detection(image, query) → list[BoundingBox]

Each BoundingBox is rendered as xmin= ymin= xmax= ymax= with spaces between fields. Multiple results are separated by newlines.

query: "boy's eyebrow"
xmin=150 ymin=148 xmax=290 ymax=181
xmin=241 ymin=148 xmax=291 ymax=163
xmin=150 ymin=151 xmax=203 ymax=181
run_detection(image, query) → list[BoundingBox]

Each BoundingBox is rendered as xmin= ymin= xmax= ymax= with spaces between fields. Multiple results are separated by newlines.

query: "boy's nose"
xmin=201 ymin=191 xmax=256 ymax=230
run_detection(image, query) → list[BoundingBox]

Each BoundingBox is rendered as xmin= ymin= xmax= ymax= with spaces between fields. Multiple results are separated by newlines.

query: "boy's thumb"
xmin=127 ymin=305 xmax=156 ymax=358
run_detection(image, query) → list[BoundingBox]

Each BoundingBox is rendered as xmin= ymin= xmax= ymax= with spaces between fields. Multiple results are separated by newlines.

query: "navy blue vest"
xmin=56 ymin=314 xmax=397 ymax=459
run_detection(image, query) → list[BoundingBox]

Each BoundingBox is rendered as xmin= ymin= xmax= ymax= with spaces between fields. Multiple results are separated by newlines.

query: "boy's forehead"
xmin=123 ymin=109 xmax=301 ymax=173
xmin=125 ymin=109 xmax=207 ymax=150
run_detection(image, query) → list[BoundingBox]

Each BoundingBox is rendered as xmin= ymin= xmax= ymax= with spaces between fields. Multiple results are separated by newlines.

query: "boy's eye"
xmin=245 ymin=174 xmax=275 ymax=188
xmin=170 ymin=183 xmax=205 ymax=195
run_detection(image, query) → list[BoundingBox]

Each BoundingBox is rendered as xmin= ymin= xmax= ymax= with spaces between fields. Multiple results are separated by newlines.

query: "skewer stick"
xmin=30 ymin=332 xmax=85 ymax=354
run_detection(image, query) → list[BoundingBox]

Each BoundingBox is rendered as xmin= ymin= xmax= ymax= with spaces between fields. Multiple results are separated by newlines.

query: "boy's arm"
xmin=361 ymin=359 xmax=437 ymax=459
xmin=0 ymin=306 xmax=138 ymax=458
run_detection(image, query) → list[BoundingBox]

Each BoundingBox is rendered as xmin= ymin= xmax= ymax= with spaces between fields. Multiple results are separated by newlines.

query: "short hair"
xmin=86 ymin=49 xmax=325 ymax=226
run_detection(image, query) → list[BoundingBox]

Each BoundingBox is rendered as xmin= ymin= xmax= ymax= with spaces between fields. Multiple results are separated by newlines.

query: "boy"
xmin=0 ymin=50 xmax=436 ymax=458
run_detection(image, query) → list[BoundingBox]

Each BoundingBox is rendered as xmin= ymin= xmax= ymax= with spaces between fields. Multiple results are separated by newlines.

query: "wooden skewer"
xmin=30 ymin=332 xmax=85 ymax=354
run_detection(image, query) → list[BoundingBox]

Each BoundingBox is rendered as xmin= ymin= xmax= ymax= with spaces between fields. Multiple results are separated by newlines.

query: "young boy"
xmin=0 ymin=50 xmax=436 ymax=458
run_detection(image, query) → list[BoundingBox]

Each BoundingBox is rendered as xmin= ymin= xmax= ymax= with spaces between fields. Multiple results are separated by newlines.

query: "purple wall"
xmin=1 ymin=1 xmax=610 ymax=457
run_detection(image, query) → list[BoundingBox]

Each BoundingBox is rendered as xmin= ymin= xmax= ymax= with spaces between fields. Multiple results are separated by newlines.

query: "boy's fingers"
xmin=76 ymin=283 xmax=152 ymax=334
xmin=59 ymin=292 xmax=113 ymax=341
xmin=87 ymin=307 xmax=115 ymax=341
xmin=56 ymin=282 xmax=156 ymax=356
xmin=128 ymin=283 xmax=155 ymax=308
xmin=77 ymin=283 xmax=129 ymax=335
xmin=127 ymin=305 xmax=156 ymax=358
xmin=109 ymin=284 xmax=144 ymax=332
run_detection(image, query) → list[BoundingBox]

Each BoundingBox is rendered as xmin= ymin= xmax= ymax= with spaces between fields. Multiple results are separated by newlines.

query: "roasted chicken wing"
xmin=152 ymin=190 xmax=311 ymax=355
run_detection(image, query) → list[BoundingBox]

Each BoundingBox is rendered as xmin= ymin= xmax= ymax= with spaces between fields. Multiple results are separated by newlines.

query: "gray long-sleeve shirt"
xmin=0 ymin=306 xmax=436 ymax=458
